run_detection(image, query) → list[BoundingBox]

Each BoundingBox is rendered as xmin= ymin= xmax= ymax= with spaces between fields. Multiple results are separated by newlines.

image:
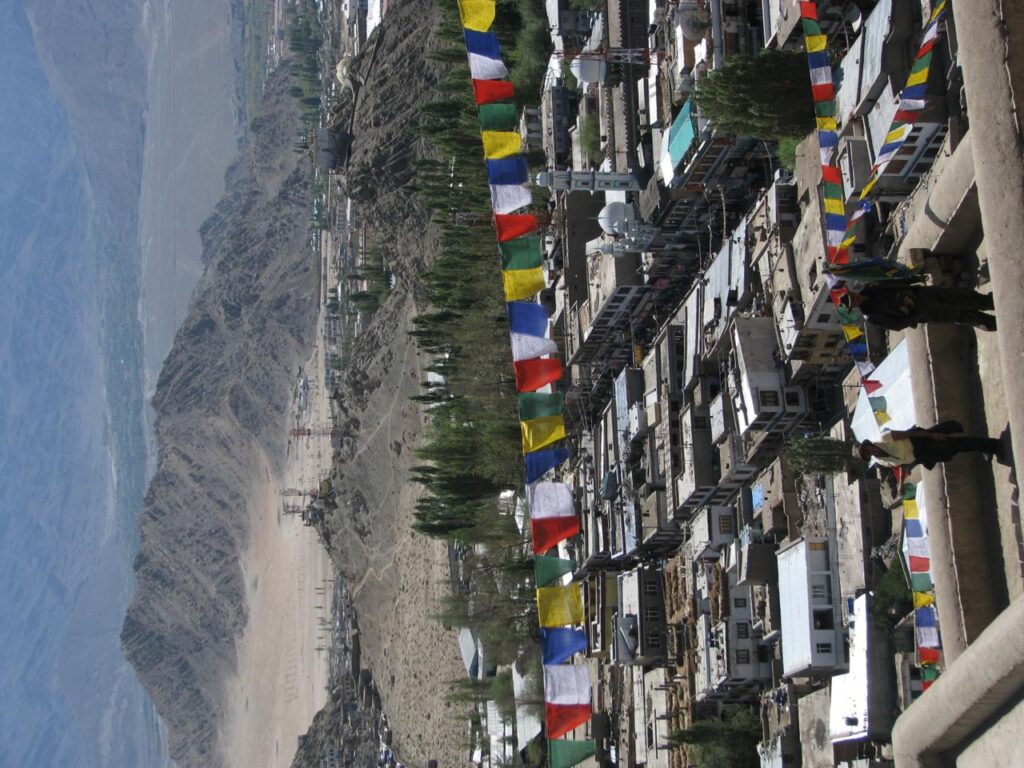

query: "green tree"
xmin=670 ymin=708 xmax=761 ymax=768
xmin=785 ymin=436 xmax=857 ymax=474
xmin=872 ymin=564 xmax=913 ymax=625
xmin=579 ymin=116 xmax=602 ymax=163
xmin=695 ymin=49 xmax=815 ymax=140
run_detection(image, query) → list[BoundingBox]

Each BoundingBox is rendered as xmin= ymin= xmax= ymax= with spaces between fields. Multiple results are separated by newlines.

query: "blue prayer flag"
xmin=540 ymin=627 xmax=588 ymax=665
xmin=905 ymin=519 xmax=924 ymax=538
xmin=464 ymin=29 xmax=502 ymax=59
xmin=525 ymin=445 xmax=569 ymax=483
xmin=915 ymin=607 xmax=937 ymax=628
xmin=508 ymin=301 xmax=549 ymax=339
xmin=487 ymin=156 xmax=529 ymax=185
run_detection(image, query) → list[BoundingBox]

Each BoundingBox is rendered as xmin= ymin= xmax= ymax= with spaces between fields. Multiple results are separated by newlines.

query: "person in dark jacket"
xmin=841 ymin=282 xmax=996 ymax=331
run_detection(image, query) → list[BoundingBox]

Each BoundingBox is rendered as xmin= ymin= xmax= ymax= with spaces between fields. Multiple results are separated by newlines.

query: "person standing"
xmin=858 ymin=423 xmax=1004 ymax=470
xmin=841 ymin=283 xmax=996 ymax=331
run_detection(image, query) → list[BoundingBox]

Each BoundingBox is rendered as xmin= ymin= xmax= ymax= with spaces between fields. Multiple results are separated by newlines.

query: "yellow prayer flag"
xmin=537 ymin=584 xmax=584 ymax=627
xmin=805 ymin=34 xmax=827 ymax=53
xmin=816 ymin=117 xmax=838 ymax=131
xmin=457 ymin=0 xmax=495 ymax=32
xmin=903 ymin=499 xmax=919 ymax=519
xmin=913 ymin=592 xmax=935 ymax=609
xmin=503 ymin=267 xmax=545 ymax=301
xmin=521 ymin=414 xmax=566 ymax=454
xmin=907 ymin=67 xmax=929 ymax=87
xmin=481 ymin=130 xmax=522 ymax=159
xmin=859 ymin=175 xmax=879 ymax=199
xmin=841 ymin=323 xmax=863 ymax=342
xmin=824 ymin=198 xmax=845 ymax=216
xmin=884 ymin=124 xmax=911 ymax=145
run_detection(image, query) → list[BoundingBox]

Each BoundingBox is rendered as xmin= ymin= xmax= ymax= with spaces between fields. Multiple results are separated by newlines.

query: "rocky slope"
xmin=293 ymin=0 xmax=471 ymax=764
xmin=121 ymin=63 xmax=316 ymax=767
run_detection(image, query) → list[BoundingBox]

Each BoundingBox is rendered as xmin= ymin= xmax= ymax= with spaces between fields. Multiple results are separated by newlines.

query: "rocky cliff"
xmin=121 ymin=63 xmax=316 ymax=767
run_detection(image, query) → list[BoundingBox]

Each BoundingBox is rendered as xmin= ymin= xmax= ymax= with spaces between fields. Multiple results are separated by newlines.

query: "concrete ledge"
xmin=892 ymin=597 xmax=1024 ymax=767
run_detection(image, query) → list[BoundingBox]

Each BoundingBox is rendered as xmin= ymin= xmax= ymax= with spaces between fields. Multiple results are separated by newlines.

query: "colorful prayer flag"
xmin=490 ymin=183 xmax=532 ymax=214
xmin=543 ymin=664 xmax=591 ymax=738
xmin=480 ymin=104 xmax=520 ymax=133
xmin=502 ymin=267 xmax=545 ymax=301
xmin=535 ymin=555 xmax=575 ymax=587
xmin=457 ymin=0 xmax=495 ymax=32
xmin=525 ymin=445 xmax=569 ymax=483
xmin=463 ymin=29 xmax=501 ymax=59
xmin=521 ymin=413 xmax=567 ymax=453
xmin=509 ymin=300 xmax=556 ymax=360
xmin=494 ymin=214 xmax=538 ymax=242
xmin=514 ymin=357 xmax=563 ymax=392
xmin=473 ymin=78 xmax=515 ymax=105
xmin=499 ymin=235 xmax=543 ymax=269
xmin=481 ymin=130 xmax=522 ymax=159
xmin=486 ymin=155 xmax=528 ymax=184
xmin=548 ymin=739 xmax=597 ymax=768
xmin=528 ymin=481 xmax=578 ymax=553
xmin=537 ymin=584 xmax=584 ymax=628
xmin=468 ymin=53 xmax=508 ymax=80
xmin=519 ymin=392 xmax=564 ymax=422
xmin=541 ymin=628 xmax=588 ymax=665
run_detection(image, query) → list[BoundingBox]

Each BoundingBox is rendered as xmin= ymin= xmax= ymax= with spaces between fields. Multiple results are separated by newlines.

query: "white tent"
xmin=850 ymin=340 xmax=916 ymax=444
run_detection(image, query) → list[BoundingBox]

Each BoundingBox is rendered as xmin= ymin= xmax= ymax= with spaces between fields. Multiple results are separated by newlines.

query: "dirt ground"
xmin=219 ymin=311 xmax=335 ymax=768
xmin=324 ymin=290 xmax=470 ymax=767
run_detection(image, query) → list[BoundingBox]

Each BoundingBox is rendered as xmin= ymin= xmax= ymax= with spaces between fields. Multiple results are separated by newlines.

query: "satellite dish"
xmin=570 ymin=57 xmax=608 ymax=84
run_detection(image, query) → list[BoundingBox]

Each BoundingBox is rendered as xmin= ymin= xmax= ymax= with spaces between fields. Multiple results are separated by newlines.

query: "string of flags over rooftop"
xmin=450 ymin=0 xmax=950 ymax=760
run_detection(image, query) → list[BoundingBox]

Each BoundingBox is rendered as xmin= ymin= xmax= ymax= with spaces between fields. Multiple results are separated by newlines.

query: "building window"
xmin=758 ymin=390 xmax=780 ymax=408
xmin=816 ymin=313 xmax=831 ymax=323
xmin=811 ymin=584 xmax=828 ymax=600
xmin=813 ymin=610 xmax=835 ymax=630
xmin=736 ymin=622 xmax=750 ymax=639
xmin=718 ymin=514 xmax=733 ymax=535
xmin=785 ymin=390 xmax=802 ymax=406
xmin=735 ymin=649 xmax=751 ymax=664
xmin=734 ymin=597 xmax=747 ymax=609
xmin=644 ymin=606 xmax=660 ymax=623
xmin=816 ymin=642 xmax=833 ymax=655
xmin=643 ymin=579 xmax=659 ymax=596
xmin=647 ymin=634 xmax=662 ymax=649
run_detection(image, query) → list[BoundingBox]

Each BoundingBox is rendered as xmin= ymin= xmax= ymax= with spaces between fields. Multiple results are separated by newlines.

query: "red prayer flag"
xmin=862 ymin=378 xmax=883 ymax=394
xmin=909 ymin=555 xmax=930 ymax=572
xmin=495 ymin=213 xmax=538 ymax=242
xmin=830 ymin=288 xmax=848 ymax=305
xmin=918 ymin=647 xmax=941 ymax=665
xmin=821 ymin=164 xmax=843 ymax=185
xmin=799 ymin=1 xmax=818 ymax=20
xmin=811 ymin=83 xmax=835 ymax=102
xmin=514 ymin=358 xmax=563 ymax=392
xmin=545 ymin=703 xmax=592 ymax=739
xmin=473 ymin=79 xmax=515 ymax=105
xmin=531 ymin=516 xmax=580 ymax=554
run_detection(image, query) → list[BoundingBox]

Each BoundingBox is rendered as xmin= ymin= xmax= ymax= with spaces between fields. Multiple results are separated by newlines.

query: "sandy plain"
xmin=220 ymin=309 xmax=335 ymax=768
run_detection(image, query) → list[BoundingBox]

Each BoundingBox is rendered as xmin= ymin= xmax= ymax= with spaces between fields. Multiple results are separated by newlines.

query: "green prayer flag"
xmin=519 ymin=392 xmax=564 ymax=422
xmin=499 ymin=235 xmax=543 ymax=271
xmin=836 ymin=305 xmax=860 ymax=324
xmin=534 ymin=555 xmax=575 ymax=587
xmin=549 ymin=738 xmax=596 ymax=768
xmin=479 ymin=103 xmax=519 ymax=132
xmin=911 ymin=572 xmax=933 ymax=591
xmin=903 ymin=482 xmax=917 ymax=500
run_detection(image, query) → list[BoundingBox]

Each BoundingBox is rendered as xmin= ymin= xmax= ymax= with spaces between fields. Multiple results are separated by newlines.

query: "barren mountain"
xmin=121 ymin=63 xmax=316 ymax=768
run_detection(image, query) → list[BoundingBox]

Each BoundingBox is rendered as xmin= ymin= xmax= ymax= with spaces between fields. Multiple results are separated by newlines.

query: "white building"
xmin=776 ymin=536 xmax=847 ymax=677
xmin=727 ymin=316 xmax=807 ymax=438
